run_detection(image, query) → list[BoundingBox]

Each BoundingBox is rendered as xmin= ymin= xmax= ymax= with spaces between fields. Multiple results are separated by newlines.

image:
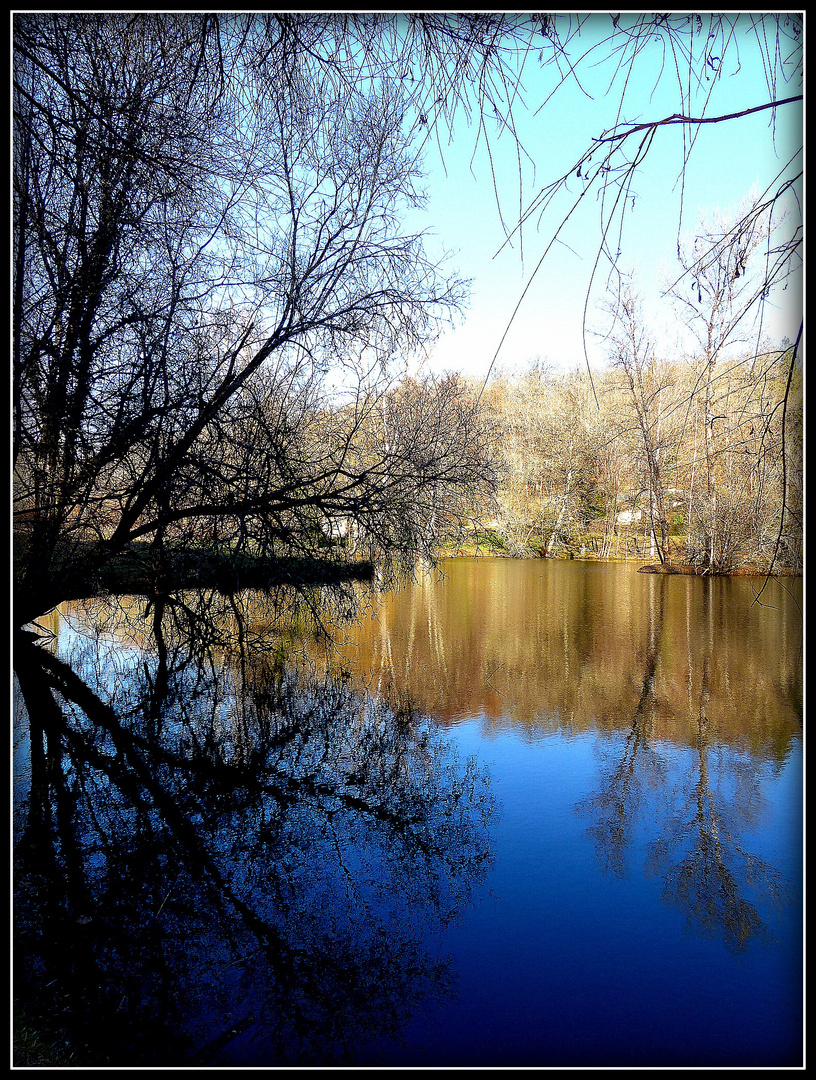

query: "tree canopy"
xmin=13 ymin=14 xmax=507 ymax=623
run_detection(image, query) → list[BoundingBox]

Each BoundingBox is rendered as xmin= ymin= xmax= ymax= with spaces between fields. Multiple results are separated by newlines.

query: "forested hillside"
xmin=472 ymin=339 xmax=800 ymax=573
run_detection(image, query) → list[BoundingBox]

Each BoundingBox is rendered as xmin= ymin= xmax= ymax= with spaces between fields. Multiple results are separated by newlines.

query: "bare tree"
xmin=485 ymin=363 xmax=601 ymax=557
xmin=601 ymin=281 xmax=681 ymax=564
xmin=665 ymin=203 xmax=790 ymax=572
xmin=13 ymin=14 xmax=508 ymax=625
xmin=481 ymin=14 xmax=802 ymax=386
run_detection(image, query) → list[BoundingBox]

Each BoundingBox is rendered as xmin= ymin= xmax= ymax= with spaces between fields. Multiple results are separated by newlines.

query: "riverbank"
xmin=636 ymin=562 xmax=801 ymax=577
xmin=88 ymin=548 xmax=377 ymax=595
xmin=14 ymin=533 xmax=800 ymax=620
xmin=13 ymin=533 xmax=376 ymax=623
xmin=437 ymin=532 xmax=801 ymax=577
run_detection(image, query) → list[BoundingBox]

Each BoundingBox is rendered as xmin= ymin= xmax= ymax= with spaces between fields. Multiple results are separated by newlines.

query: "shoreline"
xmin=437 ymin=547 xmax=802 ymax=578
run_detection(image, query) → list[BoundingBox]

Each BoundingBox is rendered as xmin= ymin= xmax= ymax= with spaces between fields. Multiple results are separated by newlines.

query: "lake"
xmin=13 ymin=558 xmax=803 ymax=1067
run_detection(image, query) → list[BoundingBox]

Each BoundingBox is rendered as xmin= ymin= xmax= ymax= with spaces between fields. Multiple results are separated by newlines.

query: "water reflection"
xmin=645 ymin=701 xmax=787 ymax=954
xmin=13 ymin=563 xmax=802 ymax=1066
xmin=333 ymin=561 xmax=800 ymax=956
xmin=575 ymin=575 xmax=670 ymax=878
xmin=337 ymin=559 xmax=802 ymax=753
xmin=574 ymin=575 xmax=788 ymax=951
xmin=13 ymin=591 xmax=496 ymax=1066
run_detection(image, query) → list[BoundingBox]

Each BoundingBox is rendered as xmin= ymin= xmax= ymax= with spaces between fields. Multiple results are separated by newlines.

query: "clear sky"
xmin=409 ymin=14 xmax=803 ymax=384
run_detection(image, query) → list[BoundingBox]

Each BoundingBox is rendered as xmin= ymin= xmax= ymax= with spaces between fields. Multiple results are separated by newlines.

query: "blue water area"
xmin=14 ymin=566 xmax=803 ymax=1068
xmin=358 ymin=722 xmax=803 ymax=1068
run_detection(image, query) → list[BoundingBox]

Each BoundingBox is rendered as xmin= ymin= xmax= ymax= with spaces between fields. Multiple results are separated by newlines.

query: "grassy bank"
xmin=437 ymin=528 xmax=801 ymax=576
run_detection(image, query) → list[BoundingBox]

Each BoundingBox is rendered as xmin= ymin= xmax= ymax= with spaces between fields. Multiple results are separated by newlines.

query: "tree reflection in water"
xmin=577 ymin=576 xmax=787 ymax=953
xmin=575 ymin=578 xmax=670 ymax=877
xmin=13 ymin=591 xmax=496 ymax=1066
xmin=646 ymin=650 xmax=787 ymax=953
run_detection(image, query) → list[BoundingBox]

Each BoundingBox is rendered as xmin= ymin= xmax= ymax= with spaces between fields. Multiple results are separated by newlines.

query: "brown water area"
xmin=328 ymin=558 xmax=802 ymax=759
xmin=46 ymin=557 xmax=801 ymax=760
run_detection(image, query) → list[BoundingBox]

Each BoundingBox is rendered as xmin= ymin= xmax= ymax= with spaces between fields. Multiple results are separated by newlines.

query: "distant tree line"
xmin=477 ymin=337 xmax=801 ymax=573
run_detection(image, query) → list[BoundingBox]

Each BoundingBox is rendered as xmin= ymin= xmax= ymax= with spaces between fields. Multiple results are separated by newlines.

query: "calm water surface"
xmin=14 ymin=559 xmax=802 ymax=1066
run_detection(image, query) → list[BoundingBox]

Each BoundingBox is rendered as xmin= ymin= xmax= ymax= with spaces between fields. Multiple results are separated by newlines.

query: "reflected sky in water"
xmin=14 ymin=560 xmax=802 ymax=1066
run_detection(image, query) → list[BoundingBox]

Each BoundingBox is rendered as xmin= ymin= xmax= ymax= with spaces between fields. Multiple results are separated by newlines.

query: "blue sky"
xmin=409 ymin=14 xmax=803 ymax=382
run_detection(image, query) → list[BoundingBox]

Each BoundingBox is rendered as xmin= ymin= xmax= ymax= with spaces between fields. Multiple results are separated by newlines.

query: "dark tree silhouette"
xmin=13 ymin=14 xmax=509 ymax=625
xmin=14 ymin=603 xmax=496 ymax=1065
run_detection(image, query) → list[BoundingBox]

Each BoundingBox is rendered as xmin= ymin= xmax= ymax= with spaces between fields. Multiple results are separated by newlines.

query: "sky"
xmin=407 ymin=13 xmax=803 ymax=384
